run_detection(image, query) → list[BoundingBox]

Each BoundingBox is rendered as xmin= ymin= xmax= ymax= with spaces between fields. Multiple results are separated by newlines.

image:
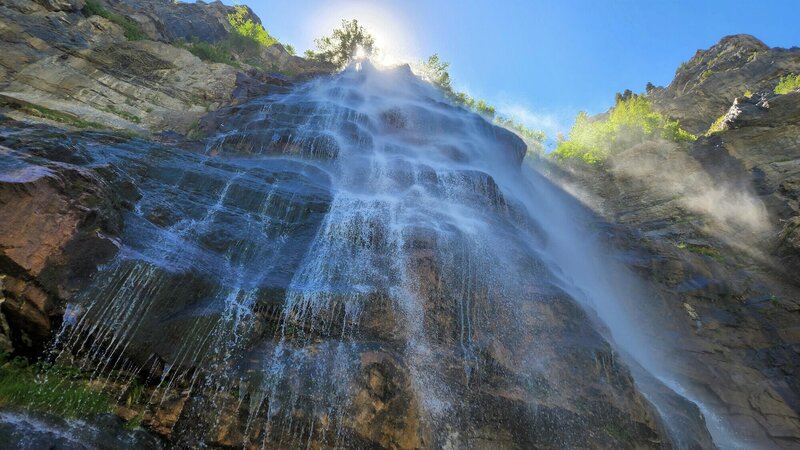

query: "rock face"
xmin=0 ymin=0 xmax=332 ymax=134
xmin=549 ymin=35 xmax=800 ymax=449
xmin=651 ymin=34 xmax=800 ymax=134
xmin=0 ymin=128 xmax=130 ymax=355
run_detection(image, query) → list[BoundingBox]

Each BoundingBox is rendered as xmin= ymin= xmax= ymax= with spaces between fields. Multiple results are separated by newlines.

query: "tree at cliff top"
xmin=552 ymin=94 xmax=696 ymax=164
xmin=421 ymin=54 xmax=546 ymax=155
xmin=305 ymin=19 xmax=376 ymax=68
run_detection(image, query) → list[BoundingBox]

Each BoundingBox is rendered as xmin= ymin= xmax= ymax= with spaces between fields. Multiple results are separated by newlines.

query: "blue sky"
xmin=218 ymin=0 xmax=799 ymax=137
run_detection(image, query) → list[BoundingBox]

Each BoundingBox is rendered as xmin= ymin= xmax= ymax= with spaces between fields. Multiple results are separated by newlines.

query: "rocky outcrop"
xmin=101 ymin=0 xmax=246 ymax=43
xmin=0 ymin=0 xmax=333 ymax=134
xmin=650 ymin=34 xmax=800 ymax=134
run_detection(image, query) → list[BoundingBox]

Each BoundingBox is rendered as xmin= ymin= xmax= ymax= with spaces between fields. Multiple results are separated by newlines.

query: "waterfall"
xmin=17 ymin=60 xmax=743 ymax=448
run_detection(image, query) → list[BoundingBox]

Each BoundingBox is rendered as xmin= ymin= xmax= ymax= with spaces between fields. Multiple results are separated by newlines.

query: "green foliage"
xmin=420 ymin=53 xmax=546 ymax=152
xmin=495 ymin=117 xmax=546 ymax=155
xmin=774 ymin=73 xmax=800 ymax=95
xmin=419 ymin=55 xmax=492 ymax=118
xmin=173 ymin=6 xmax=292 ymax=70
xmin=705 ymin=113 xmax=727 ymax=136
xmin=743 ymin=89 xmax=753 ymax=98
xmin=423 ymin=54 xmax=453 ymax=93
xmin=21 ymin=103 xmax=107 ymax=129
xmin=82 ymin=0 xmax=146 ymax=41
xmin=676 ymin=242 xmax=721 ymax=259
xmin=306 ymin=19 xmax=376 ymax=68
xmin=174 ymin=38 xmax=239 ymax=67
xmin=475 ymin=100 xmax=496 ymax=118
xmin=495 ymin=117 xmax=546 ymax=142
xmin=125 ymin=412 xmax=144 ymax=430
xmin=227 ymin=5 xmax=277 ymax=47
xmin=552 ymin=95 xmax=696 ymax=164
xmin=700 ymin=69 xmax=714 ymax=83
xmin=0 ymin=353 xmax=113 ymax=418
xmin=284 ymin=44 xmax=296 ymax=56
xmin=103 ymin=105 xmax=142 ymax=124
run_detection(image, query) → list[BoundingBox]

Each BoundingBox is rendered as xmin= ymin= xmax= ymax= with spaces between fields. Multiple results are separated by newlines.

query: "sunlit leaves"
xmin=305 ymin=19 xmax=376 ymax=68
xmin=775 ymin=73 xmax=800 ymax=95
xmin=553 ymin=95 xmax=696 ymax=164
xmin=227 ymin=5 xmax=278 ymax=47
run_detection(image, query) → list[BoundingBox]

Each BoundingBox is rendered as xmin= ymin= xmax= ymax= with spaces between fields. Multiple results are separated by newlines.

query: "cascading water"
xmin=3 ymin=60 xmax=748 ymax=448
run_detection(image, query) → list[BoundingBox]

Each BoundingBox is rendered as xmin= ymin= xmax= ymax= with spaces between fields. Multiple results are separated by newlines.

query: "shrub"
xmin=174 ymin=38 xmax=239 ymax=67
xmin=419 ymin=53 xmax=546 ymax=149
xmin=20 ymin=103 xmax=107 ymax=129
xmin=173 ymin=6 xmax=291 ymax=70
xmin=305 ymin=19 xmax=376 ymax=68
xmin=774 ymin=74 xmax=800 ymax=94
xmin=552 ymin=95 xmax=696 ymax=164
xmin=0 ymin=353 xmax=113 ymax=418
xmin=676 ymin=242 xmax=721 ymax=259
xmin=82 ymin=0 xmax=146 ymax=41
xmin=422 ymin=54 xmax=453 ymax=93
xmin=227 ymin=5 xmax=277 ymax=47
xmin=705 ymin=113 xmax=727 ymax=136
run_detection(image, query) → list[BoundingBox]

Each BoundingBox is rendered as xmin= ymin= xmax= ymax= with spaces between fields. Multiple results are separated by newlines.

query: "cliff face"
xmin=651 ymin=34 xmax=800 ymax=134
xmin=0 ymin=0 xmax=332 ymax=134
xmin=551 ymin=35 xmax=800 ymax=449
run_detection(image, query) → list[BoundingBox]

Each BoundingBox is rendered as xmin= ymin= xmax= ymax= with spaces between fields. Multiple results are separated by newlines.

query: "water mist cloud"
xmin=608 ymin=139 xmax=773 ymax=253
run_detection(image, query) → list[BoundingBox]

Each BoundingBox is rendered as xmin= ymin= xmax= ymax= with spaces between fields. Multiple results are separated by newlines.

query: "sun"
xmin=306 ymin=1 xmax=416 ymax=66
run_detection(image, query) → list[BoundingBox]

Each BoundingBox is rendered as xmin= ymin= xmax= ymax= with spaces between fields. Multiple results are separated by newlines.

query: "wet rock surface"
xmin=0 ymin=128 xmax=129 ymax=355
xmin=0 ymin=409 xmax=164 ymax=449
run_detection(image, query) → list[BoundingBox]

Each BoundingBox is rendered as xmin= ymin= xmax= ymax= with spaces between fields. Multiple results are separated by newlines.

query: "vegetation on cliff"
xmin=82 ymin=0 xmax=146 ymax=41
xmin=552 ymin=94 xmax=696 ymax=164
xmin=174 ymin=5 xmax=290 ymax=70
xmin=420 ymin=54 xmax=546 ymax=154
xmin=775 ymin=73 xmax=800 ymax=94
xmin=0 ymin=353 xmax=113 ymax=418
xmin=227 ymin=5 xmax=278 ymax=48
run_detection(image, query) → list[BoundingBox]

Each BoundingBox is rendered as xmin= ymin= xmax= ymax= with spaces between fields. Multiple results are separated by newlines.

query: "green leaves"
xmin=553 ymin=95 xmax=696 ymax=164
xmin=420 ymin=54 xmax=546 ymax=155
xmin=227 ymin=5 xmax=278 ymax=48
xmin=775 ymin=73 xmax=800 ymax=95
xmin=0 ymin=354 xmax=113 ymax=418
xmin=306 ymin=19 xmax=376 ymax=68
